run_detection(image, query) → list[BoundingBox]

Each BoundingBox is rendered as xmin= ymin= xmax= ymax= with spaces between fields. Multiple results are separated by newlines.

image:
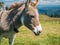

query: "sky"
xmin=0 ymin=0 xmax=60 ymax=6
xmin=38 ymin=0 xmax=60 ymax=5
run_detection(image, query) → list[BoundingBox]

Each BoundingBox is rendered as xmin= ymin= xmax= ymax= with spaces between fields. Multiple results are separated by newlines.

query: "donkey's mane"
xmin=8 ymin=1 xmax=37 ymax=10
xmin=8 ymin=2 xmax=24 ymax=10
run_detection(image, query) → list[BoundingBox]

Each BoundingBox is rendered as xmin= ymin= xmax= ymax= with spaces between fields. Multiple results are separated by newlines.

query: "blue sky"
xmin=0 ymin=0 xmax=60 ymax=6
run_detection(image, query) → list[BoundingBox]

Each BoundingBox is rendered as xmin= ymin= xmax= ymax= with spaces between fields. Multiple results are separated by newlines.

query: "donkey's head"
xmin=21 ymin=0 xmax=42 ymax=36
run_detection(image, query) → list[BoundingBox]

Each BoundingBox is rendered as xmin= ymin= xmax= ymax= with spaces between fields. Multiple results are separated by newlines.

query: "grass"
xmin=1 ymin=15 xmax=60 ymax=45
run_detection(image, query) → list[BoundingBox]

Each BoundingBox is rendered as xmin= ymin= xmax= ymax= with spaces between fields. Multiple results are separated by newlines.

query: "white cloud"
xmin=38 ymin=0 xmax=60 ymax=5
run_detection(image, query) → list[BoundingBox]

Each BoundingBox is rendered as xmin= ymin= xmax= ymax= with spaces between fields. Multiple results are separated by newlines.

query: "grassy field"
xmin=1 ymin=15 xmax=60 ymax=45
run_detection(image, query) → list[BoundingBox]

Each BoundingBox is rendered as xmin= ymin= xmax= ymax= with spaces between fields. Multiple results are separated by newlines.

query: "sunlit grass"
xmin=1 ymin=15 xmax=60 ymax=45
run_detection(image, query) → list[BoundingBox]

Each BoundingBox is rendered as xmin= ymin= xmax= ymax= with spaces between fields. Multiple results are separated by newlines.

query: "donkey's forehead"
xmin=27 ymin=5 xmax=39 ymax=16
xmin=29 ymin=4 xmax=36 ymax=9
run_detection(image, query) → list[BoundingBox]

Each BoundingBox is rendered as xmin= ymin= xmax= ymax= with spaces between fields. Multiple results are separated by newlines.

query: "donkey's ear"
xmin=25 ymin=0 xmax=31 ymax=7
xmin=31 ymin=0 xmax=38 ymax=7
xmin=25 ymin=0 xmax=31 ymax=11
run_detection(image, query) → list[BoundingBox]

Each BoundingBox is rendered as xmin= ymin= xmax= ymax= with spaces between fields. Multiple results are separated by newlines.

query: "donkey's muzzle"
xmin=34 ymin=31 xmax=41 ymax=36
xmin=33 ymin=24 xmax=42 ymax=36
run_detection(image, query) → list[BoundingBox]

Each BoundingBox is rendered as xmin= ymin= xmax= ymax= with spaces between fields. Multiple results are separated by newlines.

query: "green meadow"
xmin=1 ymin=15 xmax=60 ymax=45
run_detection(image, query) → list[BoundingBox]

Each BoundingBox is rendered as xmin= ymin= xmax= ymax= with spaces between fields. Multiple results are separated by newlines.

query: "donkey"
xmin=0 ymin=0 xmax=42 ymax=45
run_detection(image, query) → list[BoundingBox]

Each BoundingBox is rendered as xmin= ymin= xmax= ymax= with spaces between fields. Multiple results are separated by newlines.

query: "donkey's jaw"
xmin=33 ymin=24 xmax=42 ymax=36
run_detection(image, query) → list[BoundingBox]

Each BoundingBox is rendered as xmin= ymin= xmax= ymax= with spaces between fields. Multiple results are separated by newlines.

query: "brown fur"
xmin=8 ymin=2 xmax=20 ymax=10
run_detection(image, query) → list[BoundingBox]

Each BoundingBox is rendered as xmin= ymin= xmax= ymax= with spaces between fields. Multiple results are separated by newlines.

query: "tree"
xmin=0 ymin=2 xmax=4 ymax=8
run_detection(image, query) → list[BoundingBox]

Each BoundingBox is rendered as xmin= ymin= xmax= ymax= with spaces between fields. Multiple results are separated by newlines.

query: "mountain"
xmin=37 ymin=5 xmax=60 ymax=17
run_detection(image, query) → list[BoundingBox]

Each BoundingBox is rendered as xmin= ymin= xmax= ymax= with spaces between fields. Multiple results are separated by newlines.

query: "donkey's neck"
xmin=12 ymin=4 xmax=25 ymax=29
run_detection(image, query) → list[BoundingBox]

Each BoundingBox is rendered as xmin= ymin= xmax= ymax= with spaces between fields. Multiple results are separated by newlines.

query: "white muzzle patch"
xmin=33 ymin=24 xmax=42 ymax=33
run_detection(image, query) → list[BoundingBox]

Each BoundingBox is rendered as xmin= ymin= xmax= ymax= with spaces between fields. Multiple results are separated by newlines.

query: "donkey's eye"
xmin=30 ymin=16 xmax=34 ymax=18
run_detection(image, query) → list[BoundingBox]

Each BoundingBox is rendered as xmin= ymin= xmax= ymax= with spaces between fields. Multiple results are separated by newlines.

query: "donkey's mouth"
xmin=33 ymin=31 xmax=41 ymax=36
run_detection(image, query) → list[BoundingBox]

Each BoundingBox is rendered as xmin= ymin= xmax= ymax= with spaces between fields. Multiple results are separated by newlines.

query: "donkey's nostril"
xmin=38 ymin=31 xmax=40 ymax=33
xmin=39 ymin=31 xmax=41 ymax=33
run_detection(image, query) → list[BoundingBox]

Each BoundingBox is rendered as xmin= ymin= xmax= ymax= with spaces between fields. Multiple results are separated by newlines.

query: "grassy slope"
xmin=1 ymin=15 xmax=60 ymax=45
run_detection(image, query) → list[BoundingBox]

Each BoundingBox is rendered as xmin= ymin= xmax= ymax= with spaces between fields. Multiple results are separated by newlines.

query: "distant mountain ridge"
xmin=37 ymin=5 xmax=60 ymax=17
xmin=37 ymin=5 xmax=60 ymax=10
